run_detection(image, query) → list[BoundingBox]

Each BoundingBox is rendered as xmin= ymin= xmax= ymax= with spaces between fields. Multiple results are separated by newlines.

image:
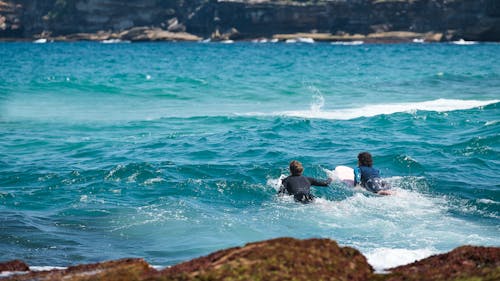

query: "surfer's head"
xmin=289 ymin=160 xmax=303 ymax=176
xmin=358 ymin=152 xmax=373 ymax=167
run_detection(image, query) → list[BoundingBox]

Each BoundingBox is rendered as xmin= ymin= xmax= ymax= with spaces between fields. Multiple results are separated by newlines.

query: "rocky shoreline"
xmin=1 ymin=28 xmax=448 ymax=44
xmin=1 ymin=0 xmax=500 ymax=43
xmin=1 ymin=237 xmax=499 ymax=281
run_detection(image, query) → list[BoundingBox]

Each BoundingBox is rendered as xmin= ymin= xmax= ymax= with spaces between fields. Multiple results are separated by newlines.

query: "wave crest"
xmin=272 ymin=99 xmax=499 ymax=120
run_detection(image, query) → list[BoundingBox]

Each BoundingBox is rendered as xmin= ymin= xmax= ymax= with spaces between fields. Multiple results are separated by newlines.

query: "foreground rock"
xmin=159 ymin=237 xmax=372 ymax=281
xmin=0 ymin=260 xmax=28 ymax=273
xmin=0 ymin=258 xmax=153 ymax=281
xmin=385 ymin=245 xmax=500 ymax=281
xmin=0 ymin=238 xmax=498 ymax=281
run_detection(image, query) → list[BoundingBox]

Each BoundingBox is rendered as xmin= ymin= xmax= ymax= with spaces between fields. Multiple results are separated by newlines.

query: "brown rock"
xmin=118 ymin=27 xmax=201 ymax=42
xmin=384 ymin=245 xmax=500 ymax=281
xmin=424 ymin=32 xmax=443 ymax=42
xmin=1 ymin=240 xmax=498 ymax=281
xmin=0 ymin=260 xmax=29 ymax=272
xmin=0 ymin=258 xmax=153 ymax=281
xmin=159 ymin=237 xmax=374 ymax=281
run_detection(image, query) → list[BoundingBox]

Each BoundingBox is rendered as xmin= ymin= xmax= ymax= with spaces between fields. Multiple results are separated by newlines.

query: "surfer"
xmin=278 ymin=160 xmax=332 ymax=203
xmin=354 ymin=152 xmax=393 ymax=195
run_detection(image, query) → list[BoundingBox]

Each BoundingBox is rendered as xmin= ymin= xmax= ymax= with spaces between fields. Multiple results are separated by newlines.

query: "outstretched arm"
xmin=307 ymin=177 xmax=332 ymax=187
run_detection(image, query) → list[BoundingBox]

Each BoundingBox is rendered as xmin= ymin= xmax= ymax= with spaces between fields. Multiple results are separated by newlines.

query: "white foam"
xmin=268 ymin=99 xmax=499 ymax=120
xmin=331 ymin=41 xmax=364 ymax=45
xmin=285 ymin=37 xmax=315 ymax=44
xmin=452 ymin=39 xmax=477 ymax=45
xmin=297 ymin=37 xmax=315 ymax=43
xmin=0 ymin=271 xmax=28 ymax=278
xmin=30 ymin=266 xmax=67 ymax=271
xmin=101 ymin=39 xmax=131 ymax=44
xmin=144 ymin=177 xmax=165 ymax=185
xmin=365 ymin=247 xmax=436 ymax=272
xmin=266 ymin=175 xmax=286 ymax=192
xmin=33 ymin=38 xmax=48 ymax=43
xmin=252 ymin=38 xmax=269 ymax=43
xmin=485 ymin=120 xmax=499 ymax=126
xmin=477 ymin=198 xmax=498 ymax=205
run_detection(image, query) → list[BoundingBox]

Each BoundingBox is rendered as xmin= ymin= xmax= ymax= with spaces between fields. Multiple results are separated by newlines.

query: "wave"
xmin=2 ymin=97 xmax=497 ymax=123
xmin=365 ymin=247 xmax=436 ymax=272
xmin=245 ymin=99 xmax=499 ymax=120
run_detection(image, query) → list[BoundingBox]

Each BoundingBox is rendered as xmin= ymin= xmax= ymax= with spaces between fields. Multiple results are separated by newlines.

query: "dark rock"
xmin=2 ymin=0 xmax=500 ymax=42
xmin=0 ymin=1 xmax=23 ymax=37
xmin=186 ymin=0 xmax=500 ymax=41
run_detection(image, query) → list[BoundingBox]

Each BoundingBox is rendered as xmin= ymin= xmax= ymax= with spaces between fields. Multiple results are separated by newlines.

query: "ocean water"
xmin=0 ymin=42 xmax=499 ymax=271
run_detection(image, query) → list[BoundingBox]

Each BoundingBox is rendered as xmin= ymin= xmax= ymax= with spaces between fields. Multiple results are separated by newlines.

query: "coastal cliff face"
xmin=0 ymin=237 xmax=499 ymax=281
xmin=192 ymin=0 xmax=500 ymax=41
xmin=0 ymin=0 xmax=499 ymax=41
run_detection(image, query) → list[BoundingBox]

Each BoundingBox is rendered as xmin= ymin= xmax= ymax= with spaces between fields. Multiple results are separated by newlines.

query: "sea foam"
xmin=365 ymin=247 xmax=436 ymax=272
xmin=272 ymin=99 xmax=499 ymax=120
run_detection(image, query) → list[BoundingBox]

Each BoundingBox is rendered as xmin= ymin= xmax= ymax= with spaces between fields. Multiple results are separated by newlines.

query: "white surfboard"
xmin=333 ymin=165 xmax=355 ymax=187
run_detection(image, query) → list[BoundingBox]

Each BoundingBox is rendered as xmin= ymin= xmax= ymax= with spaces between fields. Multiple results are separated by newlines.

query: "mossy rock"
xmin=158 ymin=237 xmax=373 ymax=281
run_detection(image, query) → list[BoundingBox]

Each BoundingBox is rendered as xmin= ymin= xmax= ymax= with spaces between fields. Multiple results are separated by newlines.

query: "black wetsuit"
xmin=279 ymin=175 xmax=331 ymax=203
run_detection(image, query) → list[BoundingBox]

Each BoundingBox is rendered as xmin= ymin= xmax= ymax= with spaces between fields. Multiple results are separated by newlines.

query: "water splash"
xmin=310 ymin=93 xmax=325 ymax=113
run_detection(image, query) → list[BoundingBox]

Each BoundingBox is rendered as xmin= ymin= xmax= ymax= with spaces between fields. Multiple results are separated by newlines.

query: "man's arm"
xmin=307 ymin=177 xmax=332 ymax=187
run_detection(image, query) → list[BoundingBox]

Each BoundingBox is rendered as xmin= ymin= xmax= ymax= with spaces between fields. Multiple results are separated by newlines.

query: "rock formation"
xmin=0 ymin=0 xmax=500 ymax=42
xmin=0 ymin=237 xmax=499 ymax=281
xmin=386 ymin=245 xmax=500 ymax=281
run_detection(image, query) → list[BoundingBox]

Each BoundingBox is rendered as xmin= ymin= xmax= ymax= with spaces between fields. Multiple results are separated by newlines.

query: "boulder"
xmin=118 ymin=26 xmax=201 ymax=41
xmin=384 ymin=245 xmax=500 ymax=281
xmin=159 ymin=237 xmax=374 ymax=281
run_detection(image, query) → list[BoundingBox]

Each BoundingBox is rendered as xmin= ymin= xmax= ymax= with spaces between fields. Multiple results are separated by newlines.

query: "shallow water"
xmin=0 ymin=42 xmax=499 ymax=270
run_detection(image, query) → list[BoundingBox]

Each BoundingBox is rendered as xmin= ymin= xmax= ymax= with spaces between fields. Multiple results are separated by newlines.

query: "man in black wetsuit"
xmin=278 ymin=160 xmax=332 ymax=203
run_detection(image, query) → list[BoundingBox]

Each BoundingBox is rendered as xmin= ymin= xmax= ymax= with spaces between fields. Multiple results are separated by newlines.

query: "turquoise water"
xmin=0 ymin=42 xmax=499 ymax=271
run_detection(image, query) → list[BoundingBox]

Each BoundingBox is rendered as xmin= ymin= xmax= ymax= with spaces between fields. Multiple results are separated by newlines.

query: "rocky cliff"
xmin=1 ymin=0 xmax=500 ymax=41
xmin=1 ymin=237 xmax=499 ymax=281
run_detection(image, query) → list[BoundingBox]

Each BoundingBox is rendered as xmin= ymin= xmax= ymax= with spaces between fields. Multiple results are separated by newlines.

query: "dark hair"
xmin=358 ymin=152 xmax=373 ymax=167
xmin=289 ymin=160 xmax=304 ymax=176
